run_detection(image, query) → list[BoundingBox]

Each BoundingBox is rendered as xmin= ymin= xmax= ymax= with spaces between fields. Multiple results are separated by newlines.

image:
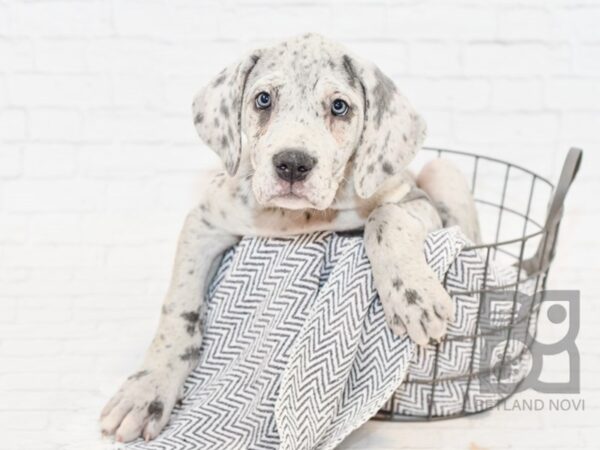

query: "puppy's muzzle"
xmin=272 ymin=149 xmax=317 ymax=183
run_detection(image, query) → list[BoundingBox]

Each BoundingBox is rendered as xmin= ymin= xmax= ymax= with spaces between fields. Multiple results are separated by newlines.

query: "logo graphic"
xmin=477 ymin=290 xmax=579 ymax=395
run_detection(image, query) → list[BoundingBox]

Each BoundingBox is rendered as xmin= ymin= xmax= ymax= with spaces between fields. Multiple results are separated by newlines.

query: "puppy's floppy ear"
xmin=348 ymin=55 xmax=427 ymax=198
xmin=192 ymin=51 xmax=261 ymax=176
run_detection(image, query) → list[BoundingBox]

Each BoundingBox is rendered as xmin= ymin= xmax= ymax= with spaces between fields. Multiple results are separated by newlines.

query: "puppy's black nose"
xmin=273 ymin=150 xmax=316 ymax=183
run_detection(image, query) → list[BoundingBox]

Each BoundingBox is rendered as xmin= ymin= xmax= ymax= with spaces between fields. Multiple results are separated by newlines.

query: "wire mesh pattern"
xmin=373 ymin=147 xmax=577 ymax=421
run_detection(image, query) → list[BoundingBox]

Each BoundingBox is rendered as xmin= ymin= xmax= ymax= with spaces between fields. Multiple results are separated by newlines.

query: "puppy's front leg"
xmin=100 ymin=206 xmax=237 ymax=442
xmin=364 ymin=197 xmax=453 ymax=345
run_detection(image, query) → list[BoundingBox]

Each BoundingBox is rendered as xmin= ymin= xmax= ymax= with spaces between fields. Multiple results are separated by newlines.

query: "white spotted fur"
xmin=100 ymin=34 xmax=480 ymax=443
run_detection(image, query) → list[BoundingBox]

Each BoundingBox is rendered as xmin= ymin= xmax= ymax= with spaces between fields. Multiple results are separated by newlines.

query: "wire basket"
xmin=374 ymin=146 xmax=582 ymax=421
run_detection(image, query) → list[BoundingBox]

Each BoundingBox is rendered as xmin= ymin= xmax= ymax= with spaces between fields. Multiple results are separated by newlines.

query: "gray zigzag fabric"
xmin=126 ymin=231 xmax=420 ymax=450
xmin=274 ymin=235 xmax=415 ymax=450
xmin=127 ymin=227 xmax=522 ymax=450
xmin=391 ymin=232 xmax=538 ymax=418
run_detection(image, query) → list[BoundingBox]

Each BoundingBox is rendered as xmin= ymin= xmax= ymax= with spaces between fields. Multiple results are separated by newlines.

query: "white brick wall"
xmin=0 ymin=1 xmax=598 ymax=449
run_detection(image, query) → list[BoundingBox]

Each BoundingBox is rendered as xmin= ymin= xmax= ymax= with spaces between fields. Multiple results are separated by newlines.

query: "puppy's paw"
xmin=100 ymin=369 xmax=180 ymax=443
xmin=379 ymin=272 xmax=454 ymax=346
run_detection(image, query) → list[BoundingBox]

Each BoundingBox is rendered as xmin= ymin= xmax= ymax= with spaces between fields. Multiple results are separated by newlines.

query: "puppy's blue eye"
xmin=255 ymin=92 xmax=271 ymax=109
xmin=331 ymin=99 xmax=349 ymax=116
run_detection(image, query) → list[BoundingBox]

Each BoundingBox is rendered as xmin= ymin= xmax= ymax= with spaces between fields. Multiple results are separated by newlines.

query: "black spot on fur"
xmin=392 ymin=313 xmax=404 ymax=327
xmin=405 ymin=289 xmax=422 ymax=305
xmin=376 ymin=224 xmax=384 ymax=244
xmin=194 ymin=112 xmax=204 ymax=125
xmin=420 ymin=320 xmax=428 ymax=335
xmin=127 ymin=370 xmax=149 ymax=381
xmin=201 ymin=218 xmax=214 ymax=229
xmin=181 ymin=311 xmax=200 ymax=336
xmin=342 ymin=55 xmax=357 ymax=88
xmin=181 ymin=311 xmax=200 ymax=322
xmin=148 ymin=400 xmax=164 ymax=420
xmin=383 ymin=130 xmax=391 ymax=149
xmin=179 ymin=345 xmax=201 ymax=361
xmin=382 ymin=161 xmax=394 ymax=174
xmin=213 ymin=71 xmax=226 ymax=87
xmin=392 ymin=277 xmax=403 ymax=291
xmin=433 ymin=305 xmax=444 ymax=320
xmin=304 ymin=211 xmax=311 ymax=221
xmin=371 ymin=68 xmax=396 ymax=128
xmin=220 ymin=100 xmax=229 ymax=118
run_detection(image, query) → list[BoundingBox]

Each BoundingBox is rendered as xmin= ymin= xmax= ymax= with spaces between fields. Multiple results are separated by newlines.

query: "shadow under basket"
xmin=373 ymin=147 xmax=582 ymax=421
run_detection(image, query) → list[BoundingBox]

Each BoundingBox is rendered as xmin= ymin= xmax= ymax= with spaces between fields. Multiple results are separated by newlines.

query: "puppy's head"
xmin=193 ymin=34 xmax=426 ymax=210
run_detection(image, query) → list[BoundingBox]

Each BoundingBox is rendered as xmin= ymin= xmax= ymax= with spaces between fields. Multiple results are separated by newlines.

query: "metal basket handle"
xmin=547 ymin=147 xmax=583 ymax=225
xmin=523 ymin=147 xmax=583 ymax=275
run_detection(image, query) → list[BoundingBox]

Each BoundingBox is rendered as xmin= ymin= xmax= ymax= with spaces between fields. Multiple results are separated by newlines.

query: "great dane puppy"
xmin=100 ymin=34 xmax=479 ymax=442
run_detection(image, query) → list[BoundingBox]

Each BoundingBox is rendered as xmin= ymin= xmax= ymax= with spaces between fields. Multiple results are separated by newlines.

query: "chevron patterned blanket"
xmin=128 ymin=227 xmax=526 ymax=450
